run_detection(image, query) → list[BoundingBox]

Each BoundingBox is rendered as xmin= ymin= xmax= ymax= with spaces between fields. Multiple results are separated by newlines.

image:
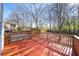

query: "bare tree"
xmin=50 ymin=3 xmax=69 ymax=41
xmin=76 ymin=4 xmax=79 ymax=35
xmin=16 ymin=4 xmax=46 ymax=30
xmin=6 ymin=3 xmax=79 ymax=35
xmin=9 ymin=11 xmax=21 ymax=28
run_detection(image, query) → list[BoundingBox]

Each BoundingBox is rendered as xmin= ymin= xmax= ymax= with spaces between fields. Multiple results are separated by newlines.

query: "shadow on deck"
xmin=1 ymin=32 xmax=77 ymax=56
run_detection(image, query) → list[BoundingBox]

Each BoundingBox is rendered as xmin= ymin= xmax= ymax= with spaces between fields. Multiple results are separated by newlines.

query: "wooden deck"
xmin=1 ymin=32 xmax=74 ymax=56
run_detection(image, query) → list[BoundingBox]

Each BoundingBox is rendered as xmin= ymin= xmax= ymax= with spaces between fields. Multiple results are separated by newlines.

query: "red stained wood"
xmin=2 ymin=33 xmax=74 ymax=56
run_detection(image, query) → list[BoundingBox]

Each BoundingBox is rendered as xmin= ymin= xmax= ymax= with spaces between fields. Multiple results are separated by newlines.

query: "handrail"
xmin=74 ymin=35 xmax=79 ymax=40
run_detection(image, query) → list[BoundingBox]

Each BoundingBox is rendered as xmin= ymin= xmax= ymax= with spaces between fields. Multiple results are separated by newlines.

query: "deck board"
xmin=2 ymin=33 xmax=74 ymax=56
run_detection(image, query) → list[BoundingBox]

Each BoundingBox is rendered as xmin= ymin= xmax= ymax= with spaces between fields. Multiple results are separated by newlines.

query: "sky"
xmin=3 ymin=3 xmax=16 ymax=19
xmin=3 ymin=3 xmax=76 ymax=19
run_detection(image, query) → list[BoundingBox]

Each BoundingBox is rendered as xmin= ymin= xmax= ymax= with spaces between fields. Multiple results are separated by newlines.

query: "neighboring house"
xmin=4 ymin=20 xmax=18 ymax=32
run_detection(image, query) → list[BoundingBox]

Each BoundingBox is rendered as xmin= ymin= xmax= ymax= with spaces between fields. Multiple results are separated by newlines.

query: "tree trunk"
xmin=58 ymin=25 xmax=61 ymax=42
xmin=77 ymin=21 xmax=79 ymax=35
xmin=49 ymin=19 xmax=52 ymax=31
xmin=30 ymin=21 xmax=32 ymax=31
xmin=36 ymin=20 xmax=38 ymax=30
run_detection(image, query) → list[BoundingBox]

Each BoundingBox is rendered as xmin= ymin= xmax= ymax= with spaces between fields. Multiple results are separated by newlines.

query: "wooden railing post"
xmin=73 ymin=36 xmax=74 ymax=50
xmin=9 ymin=33 xmax=11 ymax=44
xmin=72 ymin=35 xmax=79 ymax=56
xmin=72 ymin=36 xmax=75 ymax=56
xmin=47 ymin=32 xmax=49 ymax=40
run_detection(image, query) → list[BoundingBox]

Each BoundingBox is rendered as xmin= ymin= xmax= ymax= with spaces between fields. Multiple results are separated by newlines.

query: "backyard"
xmin=1 ymin=3 xmax=79 ymax=56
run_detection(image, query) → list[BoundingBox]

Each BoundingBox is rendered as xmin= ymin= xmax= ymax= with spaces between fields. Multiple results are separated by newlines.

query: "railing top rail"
xmin=73 ymin=35 xmax=79 ymax=40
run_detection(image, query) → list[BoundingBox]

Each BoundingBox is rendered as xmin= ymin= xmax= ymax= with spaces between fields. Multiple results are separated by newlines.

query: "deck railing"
xmin=4 ymin=31 xmax=32 ymax=45
xmin=4 ymin=32 xmax=79 ymax=56
xmin=73 ymin=35 xmax=79 ymax=56
xmin=38 ymin=32 xmax=74 ymax=56
xmin=4 ymin=31 xmax=40 ymax=45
